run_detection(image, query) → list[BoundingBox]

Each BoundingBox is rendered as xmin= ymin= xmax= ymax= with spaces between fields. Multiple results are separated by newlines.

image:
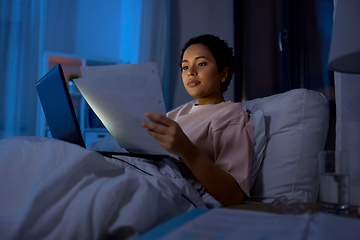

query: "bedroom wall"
xmin=44 ymin=0 xmax=125 ymax=60
xmin=44 ymin=0 xmax=78 ymax=54
xmin=42 ymin=0 xmax=234 ymax=110
xmin=166 ymin=0 xmax=235 ymax=110
xmin=75 ymin=0 xmax=122 ymax=59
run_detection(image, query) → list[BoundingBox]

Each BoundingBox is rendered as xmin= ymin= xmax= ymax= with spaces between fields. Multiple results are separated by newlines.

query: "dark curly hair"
xmin=179 ymin=34 xmax=235 ymax=93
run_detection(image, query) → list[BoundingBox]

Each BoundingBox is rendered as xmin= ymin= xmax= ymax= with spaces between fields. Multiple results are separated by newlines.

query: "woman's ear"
xmin=221 ymin=66 xmax=229 ymax=82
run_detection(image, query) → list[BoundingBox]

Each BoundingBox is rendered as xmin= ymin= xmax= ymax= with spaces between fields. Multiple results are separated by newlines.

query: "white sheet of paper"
xmin=160 ymin=208 xmax=312 ymax=240
xmin=73 ymin=62 xmax=172 ymax=156
xmin=307 ymin=212 xmax=360 ymax=240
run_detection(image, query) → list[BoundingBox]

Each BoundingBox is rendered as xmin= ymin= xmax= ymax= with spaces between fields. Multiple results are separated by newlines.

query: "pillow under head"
xmin=242 ymin=89 xmax=329 ymax=203
xmin=247 ymin=109 xmax=266 ymax=191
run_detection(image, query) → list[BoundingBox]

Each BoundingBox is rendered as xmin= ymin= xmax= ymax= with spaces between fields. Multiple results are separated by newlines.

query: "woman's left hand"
xmin=141 ymin=112 xmax=194 ymax=158
xmin=142 ymin=112 xmax=244 ymax=206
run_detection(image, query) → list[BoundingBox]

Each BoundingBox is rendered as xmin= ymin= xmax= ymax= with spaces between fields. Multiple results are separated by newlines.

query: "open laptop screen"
xmin=36 ymin=64 xmax=86 ymax=148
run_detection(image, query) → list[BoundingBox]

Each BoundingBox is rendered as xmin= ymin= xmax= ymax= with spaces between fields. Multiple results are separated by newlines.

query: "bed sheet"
xmin=0 ymin=136 xmax=206 ymax=239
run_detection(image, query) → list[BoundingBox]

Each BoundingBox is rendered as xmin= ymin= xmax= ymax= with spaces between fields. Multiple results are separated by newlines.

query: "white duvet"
xmin=0 ymin=136 xmax=206 ymax=239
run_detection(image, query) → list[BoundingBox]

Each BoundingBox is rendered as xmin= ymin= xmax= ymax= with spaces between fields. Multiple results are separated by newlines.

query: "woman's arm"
xmin=141 ymin=112 xmax=244 ymax=206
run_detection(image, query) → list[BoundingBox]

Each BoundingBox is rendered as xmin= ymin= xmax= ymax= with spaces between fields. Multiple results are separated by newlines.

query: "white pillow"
xmin=247 ymin=109 xmax=266 ymax=190
xmin=242 ymin=89 xmax=329 ymax=203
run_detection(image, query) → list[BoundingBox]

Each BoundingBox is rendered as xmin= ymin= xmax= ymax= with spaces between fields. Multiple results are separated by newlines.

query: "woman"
xmin=142 ymin=34 xmax=254 ymax=206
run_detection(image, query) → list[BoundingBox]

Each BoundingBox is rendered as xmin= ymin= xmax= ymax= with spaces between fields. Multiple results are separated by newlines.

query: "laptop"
xmin=36 ymin=64 xmax=168 ymax=159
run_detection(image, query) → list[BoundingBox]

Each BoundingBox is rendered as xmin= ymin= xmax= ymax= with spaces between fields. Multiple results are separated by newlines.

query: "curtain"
xmin=314 ymin=0 xmax=334 ymax=100
xmin=0 ymin=0 xmax=42 ymax=139
xmin=138 ymin=0 xmax=170 ymax=110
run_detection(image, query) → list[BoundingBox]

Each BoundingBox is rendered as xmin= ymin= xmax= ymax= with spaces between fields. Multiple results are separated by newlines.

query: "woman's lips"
xmin=188 ymin=80 xmax=200 ymax=87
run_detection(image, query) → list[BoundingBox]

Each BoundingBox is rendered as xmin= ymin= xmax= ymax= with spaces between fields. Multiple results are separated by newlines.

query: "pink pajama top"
xmin=167 ymin=100 xmax=254 ymax=197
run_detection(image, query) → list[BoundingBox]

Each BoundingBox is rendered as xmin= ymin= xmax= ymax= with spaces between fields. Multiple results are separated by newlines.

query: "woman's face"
xmin=181 ymin=44 xmax=227 ymax=105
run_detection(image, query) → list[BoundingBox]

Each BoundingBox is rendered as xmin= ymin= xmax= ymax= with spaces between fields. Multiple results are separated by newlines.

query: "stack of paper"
xmin=160 ymin=208 xmax=311 ymax=240
xmin=73 ymin=62 xmax=170 ymax=156
xmin=139 ymin=208 xmax=360 ymax=240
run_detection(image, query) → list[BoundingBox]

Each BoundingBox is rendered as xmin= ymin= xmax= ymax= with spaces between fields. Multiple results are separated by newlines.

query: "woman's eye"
xmin=198 ymin=62 xmax=206 ymax=66
xmin=182 ymin=66 xmax=188 ymax=71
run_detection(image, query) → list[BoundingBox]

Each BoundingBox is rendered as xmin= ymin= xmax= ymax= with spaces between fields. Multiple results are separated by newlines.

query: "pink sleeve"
xmin=212 ymin=117 xmax=254 ymax=197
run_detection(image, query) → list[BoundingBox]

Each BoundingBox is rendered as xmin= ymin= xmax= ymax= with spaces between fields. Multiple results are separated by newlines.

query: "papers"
xmin=154 ymin=208 xmax=360 ymax=240
xmin=307 ymin=212 xmax=360 ymax=240
xmin=73 ymin=62 xmax=172 ymax=156
xmin=160 ymin=208 xmax=311 ymax=240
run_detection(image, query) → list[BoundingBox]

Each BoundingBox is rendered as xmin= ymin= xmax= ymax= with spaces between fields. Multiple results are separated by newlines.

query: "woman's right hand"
xmin=141 ymin=112 xmax=196 ymax=158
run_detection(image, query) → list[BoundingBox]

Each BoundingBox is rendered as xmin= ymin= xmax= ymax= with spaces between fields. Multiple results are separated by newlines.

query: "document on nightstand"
xmin=148 ymin=207 xmax=360 ymax=240
xmin=307 ymin=212 xmax=360 ymax=240
xmin=158 ymin=208 xmax=312 ymax=240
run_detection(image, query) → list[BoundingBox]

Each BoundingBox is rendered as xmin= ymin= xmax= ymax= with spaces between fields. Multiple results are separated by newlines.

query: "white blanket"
xmin=0 ymin=136 xmax=206 ymax=239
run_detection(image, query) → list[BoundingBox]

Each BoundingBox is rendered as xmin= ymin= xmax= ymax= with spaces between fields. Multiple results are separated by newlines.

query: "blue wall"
xmin=44 ymin=0 xmax=142 ymax=61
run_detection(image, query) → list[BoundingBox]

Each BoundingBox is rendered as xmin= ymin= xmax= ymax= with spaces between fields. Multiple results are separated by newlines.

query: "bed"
xmin=0 ymin=88 xmax=329 ymax=239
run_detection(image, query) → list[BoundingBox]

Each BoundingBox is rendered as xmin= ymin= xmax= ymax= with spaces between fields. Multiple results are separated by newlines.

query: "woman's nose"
xmin=188 ymin=66 xmax=197 ymax=76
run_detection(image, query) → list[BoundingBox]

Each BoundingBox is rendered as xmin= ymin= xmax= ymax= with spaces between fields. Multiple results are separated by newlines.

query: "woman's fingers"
xmin=141 ymin=121 xmax=166 ymax=134
xmin=141 ymin=112 xmax=177 ymax=135
xmin=144 ymin=112 xmax=175 ymax=127
xmin=141 ymin=112 xmax=192 ymax=157
xmin=145 ymin=127 xmax=168 ymax=141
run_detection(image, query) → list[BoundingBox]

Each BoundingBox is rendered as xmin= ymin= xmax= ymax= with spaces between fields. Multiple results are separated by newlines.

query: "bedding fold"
xmin=0 ymin=136 xmax=205 ymax=239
